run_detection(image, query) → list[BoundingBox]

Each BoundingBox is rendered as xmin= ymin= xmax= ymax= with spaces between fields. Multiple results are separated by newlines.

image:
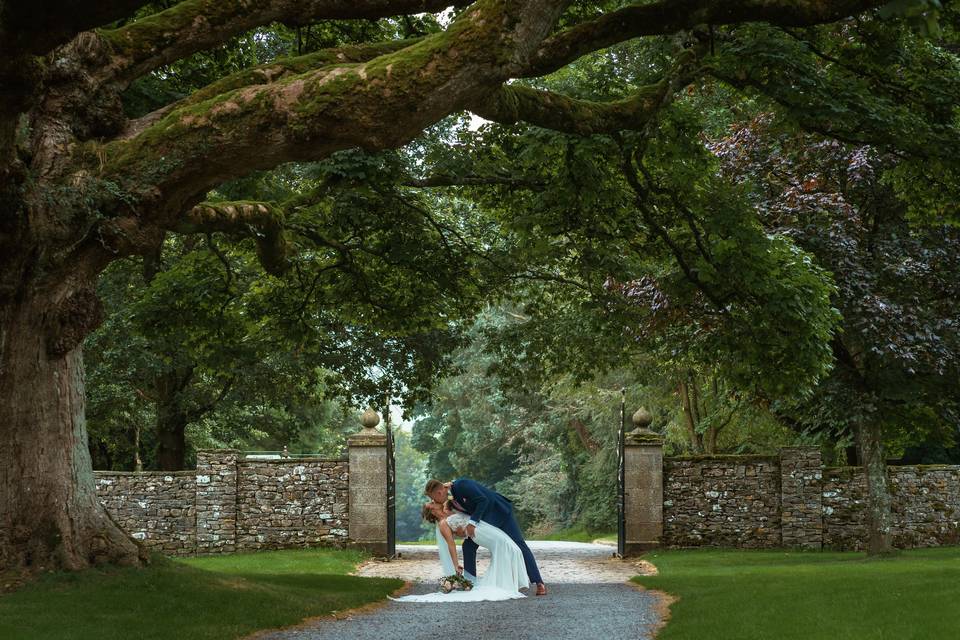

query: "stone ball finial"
xmin=360 ymin=407 xmax=381 ymax=430
xmin=632 ymin=407 xmax=653 ymax=429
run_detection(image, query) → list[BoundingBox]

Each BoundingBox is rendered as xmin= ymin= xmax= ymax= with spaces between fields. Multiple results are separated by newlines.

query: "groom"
xmin=425 ymin=477 xmax=547 ymax=596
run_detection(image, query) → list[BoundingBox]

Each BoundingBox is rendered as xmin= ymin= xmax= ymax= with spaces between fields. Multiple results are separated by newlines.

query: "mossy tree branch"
xmin=124 ymin=38 xmax=425 ymax=139
xmin=522 ymin=0 xmax=889 ymax=77
xmin=175 ymin=201 xmax=290 ymax=275
xmin=98 ymin=0 xmax=474 ymax=86
xmin=472 ymin=80 xmax=671 ymax=135
xmin=99 ymin=1 xmax=570 ymax=227
xmin=475 ymin=43 xmax=703 ymax=135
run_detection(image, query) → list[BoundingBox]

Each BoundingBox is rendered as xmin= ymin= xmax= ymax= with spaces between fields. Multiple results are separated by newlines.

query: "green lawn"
xmin=402 ymin=524 xmax=617 ymax=545
xmin=634 ymin=547 xmax=960 ymax=640
xmin=533 ymin=524 xmax=617 ymax=544
xmin=0 ymin=549 xmax=402 ymax=640
xmin=400 ymin=525 xmax=617 ymax=545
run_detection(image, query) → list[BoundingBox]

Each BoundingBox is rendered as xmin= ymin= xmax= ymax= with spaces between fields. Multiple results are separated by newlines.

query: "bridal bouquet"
xmin=439 ymin=573 xmax=473 ymax=593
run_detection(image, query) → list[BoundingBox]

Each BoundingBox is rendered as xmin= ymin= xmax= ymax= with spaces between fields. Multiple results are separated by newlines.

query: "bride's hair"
xmin=421 ymin=502 xmax=440 ymax=524
xmin=421 ymin=499 xmax=454 ymax=524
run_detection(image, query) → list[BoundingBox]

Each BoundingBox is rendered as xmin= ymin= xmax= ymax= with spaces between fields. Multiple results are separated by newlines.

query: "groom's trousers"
xmin=462 ymin=515 xmax=543 ymax=585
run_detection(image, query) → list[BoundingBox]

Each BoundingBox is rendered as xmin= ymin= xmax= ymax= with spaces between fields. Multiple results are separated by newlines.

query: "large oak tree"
xmin=0 ymin=0 xmax=927 ymax=571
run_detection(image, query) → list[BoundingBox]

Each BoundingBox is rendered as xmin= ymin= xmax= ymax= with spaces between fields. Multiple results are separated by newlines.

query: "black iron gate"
xmin=385 ymin=410 xmax=397 ymax=558
xmin=617 ymin=388 xmax=626 ymax=557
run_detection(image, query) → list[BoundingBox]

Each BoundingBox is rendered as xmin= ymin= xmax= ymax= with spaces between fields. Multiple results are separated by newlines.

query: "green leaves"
xmin=879 ymin=0 xmax=943 ymax=37
xmin=712 ymin=107 xmax=960 ymax=460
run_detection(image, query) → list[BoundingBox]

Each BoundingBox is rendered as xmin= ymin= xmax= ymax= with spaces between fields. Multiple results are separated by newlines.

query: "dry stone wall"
xmin=237 ymin=459 xmax=349 ymax=550
xmin=97 ymin=445 xmax=960 ymax=555
xmin=196 ymin=450 xmax=239 ymax=554
xmin=95 ymin=450 xmax=349 ymax=556
xmin=95 ymin=471 xmax=196 ymax=554
xmin=779 ymin=447 xmax=824 ymax=549
xmin=823 ymin=465 xmax=960 ymax=550
xmin=660 ymin=447 xmax=960 ymax=550
xmin=662 ymin=455 xmax=781 ymax=548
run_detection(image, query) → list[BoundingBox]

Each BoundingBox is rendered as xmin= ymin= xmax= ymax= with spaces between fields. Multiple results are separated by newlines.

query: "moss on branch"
xmin=99 ymin=0 xmax=570 ymax=235
xmin=102 ymin=2 xmax=545 ymax=194
xmin=473 ymin=80 xmax=670 ymax=135
xmin=176 ymin=201 xmax=290 ymax=275
xmin=523 ymin=0 xmax=888 ymax=78
xmin=121 ymin=37 xmax=428 ymax=137
xmin=183 ymin=38 xmax=424 ymax=108
xmin=98 ymin=0 xmax=471 ymax=85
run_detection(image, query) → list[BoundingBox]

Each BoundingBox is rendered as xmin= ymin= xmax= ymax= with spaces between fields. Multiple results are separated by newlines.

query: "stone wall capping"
xmin=95 ymin=470 xmax=196 ymax=477
xmin=888 ymin=464 xmax=957 ymax=473
xmin=625 ymin=430 xmax=664 ymax=445
xmin=666 ymin=454 xmax=779 ymax=463
xmin=237 ymin=456 xmax=347 ymax=464
xmin=347 ymin=434 xmax=387 ymax=447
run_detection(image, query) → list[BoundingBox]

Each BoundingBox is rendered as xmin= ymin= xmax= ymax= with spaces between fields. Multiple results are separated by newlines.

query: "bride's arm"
xmin=438 ymin=520 xmax=462 ymax=574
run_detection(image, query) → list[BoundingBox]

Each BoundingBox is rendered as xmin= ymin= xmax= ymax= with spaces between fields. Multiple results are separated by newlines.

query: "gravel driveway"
xmin=253 ymin=542 xmax=666 ymax=640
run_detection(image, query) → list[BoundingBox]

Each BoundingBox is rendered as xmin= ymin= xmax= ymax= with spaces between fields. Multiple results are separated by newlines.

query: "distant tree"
xmin=393 ymin=428 xmax=432 ymax=542
xmin=411 ymin=310 xmax=525 ymax=490
xmin=710 ymin=112 xmax=960 ymax=552
xmin=414 ymin=307 xmax=793 ymax=533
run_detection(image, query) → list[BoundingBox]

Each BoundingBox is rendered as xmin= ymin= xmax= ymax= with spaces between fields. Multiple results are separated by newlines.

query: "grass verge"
xmin=533 ymin=524 xmax=617 ymax=544
xmin=633 ymin=547 xmax=960 ymax=640
xmin=0 ymin=549 xmax=402 ymax=640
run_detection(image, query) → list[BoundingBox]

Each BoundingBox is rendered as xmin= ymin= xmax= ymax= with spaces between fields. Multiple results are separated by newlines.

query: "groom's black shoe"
xmin=536 ymin=582 xmax=547 ymax=596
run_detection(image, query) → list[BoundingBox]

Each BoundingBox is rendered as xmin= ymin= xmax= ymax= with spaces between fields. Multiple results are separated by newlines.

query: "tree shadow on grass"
xmin=0 ymin=557 xmax=401 ymax=640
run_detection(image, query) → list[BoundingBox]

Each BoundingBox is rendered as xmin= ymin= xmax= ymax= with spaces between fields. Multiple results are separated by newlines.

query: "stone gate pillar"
xmin=623 ymin=408 xmax=664 ymax=556
xmin=348 ymin=408 xmax=389 ymax=555
xmin=195 ymin=449 xmax=239 ymax=554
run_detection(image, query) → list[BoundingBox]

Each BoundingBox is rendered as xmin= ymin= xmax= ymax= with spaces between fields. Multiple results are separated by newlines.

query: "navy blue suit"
xmin=451 ymin=477 xmax=543 ymax=585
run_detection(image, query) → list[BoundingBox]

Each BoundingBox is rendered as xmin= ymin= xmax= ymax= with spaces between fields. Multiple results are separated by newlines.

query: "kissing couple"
xmin=393 ymin=477 xmax=547 ymax=603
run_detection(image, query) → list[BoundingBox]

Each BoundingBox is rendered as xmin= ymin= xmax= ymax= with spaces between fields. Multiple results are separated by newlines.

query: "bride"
xmin=391 ymin=499 xmax=529 ymax=603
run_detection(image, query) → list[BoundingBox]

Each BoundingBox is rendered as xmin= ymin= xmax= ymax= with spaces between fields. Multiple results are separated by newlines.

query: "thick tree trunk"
xmin=154 ymin=368 xmax=194 ymax=471
xmin=155 ymin=407 xmax=189 ymax=471
xmin=705 ymin=425 xmax=718 ymax=455
xmin=857 ymin=419 xmax=894 ymax=555
xmin=679 ymin=380 xmax=704 ymax=453
xmin=706 ymin=375 xmax=720 ymax=454
xmin=0 ymin=297 xmax=143 ymax=571
xmin=569 ymin=418 xmax=599 ymax=453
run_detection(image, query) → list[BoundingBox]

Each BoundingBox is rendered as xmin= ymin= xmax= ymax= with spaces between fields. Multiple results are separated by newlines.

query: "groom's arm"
xmin=454 ymin=478 xmax=491 ymax=528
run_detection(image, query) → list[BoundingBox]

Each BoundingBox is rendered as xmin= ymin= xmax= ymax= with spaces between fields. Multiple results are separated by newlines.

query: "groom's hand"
xmin=466 ymin=524 xmax=476 ymax=538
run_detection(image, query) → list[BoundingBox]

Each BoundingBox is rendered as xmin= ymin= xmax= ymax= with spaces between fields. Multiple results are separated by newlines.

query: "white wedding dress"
xmin=391 ymin=512 xmax=529 ymax=603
